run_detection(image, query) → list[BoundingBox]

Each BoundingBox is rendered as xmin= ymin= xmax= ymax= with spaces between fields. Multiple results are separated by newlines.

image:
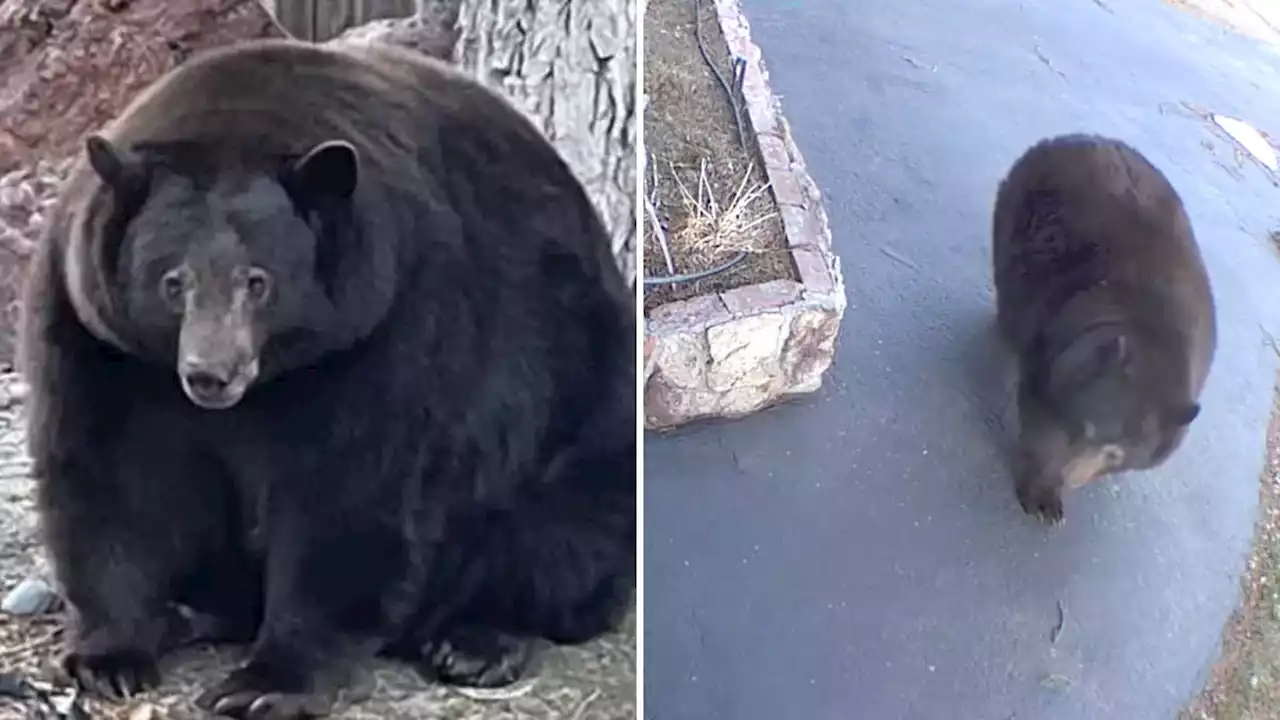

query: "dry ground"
xmin=642 ymin=0 xmax=795 ymax=310
xmin=0 ymin=375 xmax=635 ymax=720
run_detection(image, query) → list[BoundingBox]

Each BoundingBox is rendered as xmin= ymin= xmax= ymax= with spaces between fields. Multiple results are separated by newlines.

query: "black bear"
xmin=991 ymin=134 xmax=1216 ymax=525
xmin=19 ymin=38 xmax=635 ymax=718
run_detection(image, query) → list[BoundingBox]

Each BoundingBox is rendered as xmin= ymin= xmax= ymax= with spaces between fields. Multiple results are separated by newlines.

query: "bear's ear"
xmin=285 ymin=140 xmax=359 ymax=203
xmin=84 ymin=134 xmax=146 ymax=193
xmin=1165 ymin=402 xmax=1201 ymax=428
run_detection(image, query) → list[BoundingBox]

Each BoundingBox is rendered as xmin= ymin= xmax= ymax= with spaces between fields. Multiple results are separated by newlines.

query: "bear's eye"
xmin=245 ymin=268 xmax=272 ymax=304
xmin=159 ymin=270 xmax=186 ymax=304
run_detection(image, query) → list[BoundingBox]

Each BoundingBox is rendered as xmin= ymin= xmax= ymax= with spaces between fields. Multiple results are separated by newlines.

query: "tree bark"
xmin=452 ymin=0 xmax=637 ymax=287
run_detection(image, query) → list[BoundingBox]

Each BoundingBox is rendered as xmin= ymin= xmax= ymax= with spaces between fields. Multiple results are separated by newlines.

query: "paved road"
xmin=644 ymin=0 xmax=1280 ymax=718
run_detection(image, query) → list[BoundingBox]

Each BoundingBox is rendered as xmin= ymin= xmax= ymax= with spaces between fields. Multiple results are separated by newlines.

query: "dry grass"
xmin=646 ymin=155 xmax=778 ymax=278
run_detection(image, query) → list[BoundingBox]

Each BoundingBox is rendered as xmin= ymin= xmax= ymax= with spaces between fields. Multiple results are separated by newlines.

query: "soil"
xmin=642 ymin=0 xmax=796 ymax=311
xmin=0 ymin=374 xmax=635 ymax=720
xmin=1180 ymin=376 xmax=1280 ymax=720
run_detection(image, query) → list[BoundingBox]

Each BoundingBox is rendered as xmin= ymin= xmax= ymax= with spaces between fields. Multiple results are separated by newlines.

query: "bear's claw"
xmin=1016 ymin=481 xmax=1065 ymax=526
xmin=420 ymin=625 xmax=534 ymax=688
xmin=196 ymin=663 xmax=334 ymax=720
xmin=62 ymin=644 xmax=159 ymax=701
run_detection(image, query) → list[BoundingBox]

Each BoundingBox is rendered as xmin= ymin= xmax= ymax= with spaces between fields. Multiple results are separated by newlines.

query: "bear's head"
xmin=80 ymin=134 xmax=360 ymax=410
xmin=1037 ymin=325 xmax=1202 ymax=488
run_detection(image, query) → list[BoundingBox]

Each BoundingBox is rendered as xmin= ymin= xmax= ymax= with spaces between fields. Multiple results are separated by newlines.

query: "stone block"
xmin=720 ymin=280 xmax=802 ymax=315
xmin=705 ymin=312 xmax=786 ymax=393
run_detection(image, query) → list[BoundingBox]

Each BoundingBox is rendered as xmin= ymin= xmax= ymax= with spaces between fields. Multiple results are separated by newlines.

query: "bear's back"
xmin=98 ymin=40 xmax=552 ymax=182
xmin=991 ymin=134 xmax=1215 ymax=376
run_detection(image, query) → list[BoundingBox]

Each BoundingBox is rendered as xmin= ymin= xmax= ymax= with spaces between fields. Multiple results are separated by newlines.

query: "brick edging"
xmin=643 ymin=0 xmax=847 ymax=431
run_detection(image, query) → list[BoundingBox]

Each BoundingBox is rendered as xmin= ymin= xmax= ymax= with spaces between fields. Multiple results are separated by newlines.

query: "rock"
xmin=645 ymin=297 xmax=843 ymax=430
xmin=328 ymin=0 xmax=460 ymax=61
xmin=716 ymin=382 xmax=773 ymax=416
xmin=0 ymin=160 xmax=68 ymax=366
xmin=654 ymin=331 xmax=709 ymax=391
xmin=643 ymin=333 xmax=659 ymax=384
xmin=704 ymin=312 xmax=786 ymax=392
xmin=720 ymin=279 xmax=803 ymax=314
xmin=2 ymin=576 xmax=57 ymax=616
xmin=0 ymin=0 xmax=287 ymax=175
xmin=0 ymin=670 xmax=30 ymax=699
xmin=779 ymin=305 xmax=841 ymax=388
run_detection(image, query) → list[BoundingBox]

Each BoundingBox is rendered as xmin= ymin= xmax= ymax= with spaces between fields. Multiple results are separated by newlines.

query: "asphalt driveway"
xmin=644 ymin=0 xmax=1280 ymax=718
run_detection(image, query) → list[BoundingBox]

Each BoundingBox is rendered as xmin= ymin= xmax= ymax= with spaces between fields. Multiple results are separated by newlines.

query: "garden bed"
xmin=642 ymin=0 xmax=846 ymax=430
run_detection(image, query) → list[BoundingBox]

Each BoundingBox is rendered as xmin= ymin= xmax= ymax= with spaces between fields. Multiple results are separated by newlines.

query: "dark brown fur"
xmin=20 ymin=39 xmax=635 ymax=718
xmin=991 ymin=134 xmax=1216 ymax=524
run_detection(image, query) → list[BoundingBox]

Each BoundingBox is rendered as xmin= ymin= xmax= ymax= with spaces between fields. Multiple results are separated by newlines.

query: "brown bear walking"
xmin=991 ymin=133 xmax=1216 ymax=525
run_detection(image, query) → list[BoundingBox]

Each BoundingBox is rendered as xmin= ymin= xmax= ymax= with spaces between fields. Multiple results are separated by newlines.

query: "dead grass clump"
xmin=645 ymin=153 xmax=778 ymax=284
xmin=668 ymin=158 xmax=777 ymax=257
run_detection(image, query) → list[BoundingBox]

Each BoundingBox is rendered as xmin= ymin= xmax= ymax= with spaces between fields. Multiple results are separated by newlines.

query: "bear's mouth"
xmin=179 ymin=362 xmax=257 ymax=410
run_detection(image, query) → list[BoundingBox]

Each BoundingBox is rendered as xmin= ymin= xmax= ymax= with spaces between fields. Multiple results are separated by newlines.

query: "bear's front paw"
xmin=1016 ymin=479 xmax=1065 ymax=526
xmin=195 ymin=662 xmax=334 ymax=720
xmin=421 ymin=625 xmax=534 ymax=688
xmin=61 ymin=644 xmax=160 ymax=701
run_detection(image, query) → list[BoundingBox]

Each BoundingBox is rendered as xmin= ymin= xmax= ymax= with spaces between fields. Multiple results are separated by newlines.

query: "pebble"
xmin=129 ymin=703 xmax=161 ymax=720
xmin=0 ymin=670 xmax=29 ymax=698
xmin=2 ymin=576 xmax=57 ymax=616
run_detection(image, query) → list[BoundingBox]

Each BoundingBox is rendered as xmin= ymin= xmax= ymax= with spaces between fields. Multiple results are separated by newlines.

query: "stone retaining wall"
xmin=643 ymin=0 xmax=846 ymax=431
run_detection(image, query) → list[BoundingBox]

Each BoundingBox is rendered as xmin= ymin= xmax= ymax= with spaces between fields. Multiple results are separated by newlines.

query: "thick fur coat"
xmin=20 ymin=39 xmax=635 ymax=718
xmin=991 ymin=133 xmax=1215 ymax=524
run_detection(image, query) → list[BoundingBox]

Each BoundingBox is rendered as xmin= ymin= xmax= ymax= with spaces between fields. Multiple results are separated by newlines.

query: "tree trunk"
xmin=452 ymin=0 xmax=637 ymax=287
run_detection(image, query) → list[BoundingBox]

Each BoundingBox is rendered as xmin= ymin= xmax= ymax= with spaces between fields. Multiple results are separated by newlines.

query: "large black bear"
xmin=991 ymin=134 xmax=1216 ymax=525
xmin=19 ymin=38 xmax=635 ymax=718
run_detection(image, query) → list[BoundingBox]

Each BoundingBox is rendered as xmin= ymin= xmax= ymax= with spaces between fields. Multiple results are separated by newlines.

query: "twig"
xmin=0 ymin=626 xmax=60 ymax=660
xmin=645 ymin=152 xmax=676 ymax=275
xmin=570 ymin=688 xmax=603 ymax=720
xmin=1050 ymin=599 xmax=1066 ymax=644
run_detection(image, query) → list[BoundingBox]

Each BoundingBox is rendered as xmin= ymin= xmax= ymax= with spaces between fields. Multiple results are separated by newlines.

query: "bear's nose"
xmin=183 ymin=369 xmax=229 ymax=396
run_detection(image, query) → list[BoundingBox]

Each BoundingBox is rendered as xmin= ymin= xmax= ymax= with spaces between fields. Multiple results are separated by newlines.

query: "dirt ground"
xmin=642 ymin=0 xmax=796 ymax=310
xmin=0 ymin=375 xmax=635 ymax=720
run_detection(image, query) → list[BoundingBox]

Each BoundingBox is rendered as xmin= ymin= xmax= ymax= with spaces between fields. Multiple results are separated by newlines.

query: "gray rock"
xmin=2 ymin=576 xmax=56 ymax=616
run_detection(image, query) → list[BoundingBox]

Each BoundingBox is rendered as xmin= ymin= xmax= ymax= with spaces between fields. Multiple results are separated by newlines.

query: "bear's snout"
xmin=179 ymin=355 xmax=258 ymax=410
